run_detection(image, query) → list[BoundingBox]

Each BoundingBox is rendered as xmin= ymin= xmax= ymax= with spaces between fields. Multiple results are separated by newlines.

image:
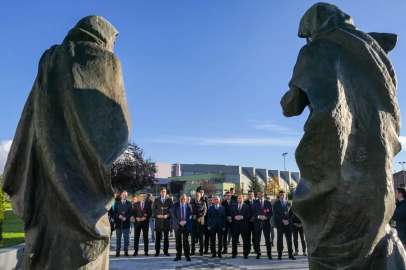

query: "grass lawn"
xmin=2 ymin=210 xmax=25 ymax=248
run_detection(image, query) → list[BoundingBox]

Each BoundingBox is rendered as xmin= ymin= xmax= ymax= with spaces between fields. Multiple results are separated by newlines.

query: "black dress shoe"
xmin=268 ymin=255 xmax=273 ymax=260
xmin=212 ymin=254 xmax=216 ymax=258
xmin=174 ymin=257 xmax=181 ymax=261
xmin=145 ymin=253 xmax=149 ymax=256
xmin=133 ymin=252 xmax=138 ymax=256
xmin=124 ymin=252 xmax=129 ymax=257
xmin=278 ymin=254 xmax=282 ymax=260
xmin=190 ymin=252 xmax=195 ymax=256
xmin=232 ymin=255 xmax=236 ymax=258
xmin=222 ymin=250 xmax=227 ymax=254
xmin=115 ymin=252 xmax=120 ymax=257
xmin=289 ymin=255 xmax=297 ymax=260
xmin=218 ymin=254 xmax=222 ymax=258
xmin=199 ymin=252 xmax=204 ymax=256
xmin=154 ymin=253 xmax=159 ymax=257
xmin=164 ymin=253 xmax=171 ymax=256
xmin=244 ymin=256 xmax=248 ymax=259
xmin=204 ymin=251 xmax=208 ymax=255
xmin=256 ymin=254 xmax=260 ymax=259
xmin=186 ymin=257 xmax=191 ymax=261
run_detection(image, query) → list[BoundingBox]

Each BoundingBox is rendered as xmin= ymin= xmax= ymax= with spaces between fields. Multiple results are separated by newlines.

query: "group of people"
xmin=108 ymin=187 xmax=307 ymax=261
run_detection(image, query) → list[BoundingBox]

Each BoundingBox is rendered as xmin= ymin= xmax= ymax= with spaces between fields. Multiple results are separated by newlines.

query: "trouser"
xmin=155 ymin=231 xmax=169 ymax=254
xmin=277 ymin=224 xmax=293 ymax=255
xmin=249 ymin=221 xmax=256 ymax=252
xmin=191 ymin=225 xmax=205 ymax=253
xmin=254 ymin=220 xmax=272 ymax=256
xmin=293 ymin=226 xmax=306 ymax=252
xmin=204 ymin=225 xmax=211 ymax=252
xmin=210 ymin=227 xmax=224 ymax=255
xmin=175 ymin=229 xmax=190 ymax=258
xmin=149 ymin=218 xmax=155 ymax=240
xmin=232 ymin=227 xmax=250 ymax=256
xmin=134 ymin=221 xmax=149 ymax=253
xmin=270 ymin=225 xmax=275 ymax=243
xmin=116 ymin=228 xmax=130 ymax=253
xmin=170 ymin=217 xmax=173 ymax=235
xmin=222 ymin=223 xmax=230 ymax=250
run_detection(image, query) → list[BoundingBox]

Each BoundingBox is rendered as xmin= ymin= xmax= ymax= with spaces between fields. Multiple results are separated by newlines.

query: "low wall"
xmin=0 ymin=244 xmax=24 ymax=270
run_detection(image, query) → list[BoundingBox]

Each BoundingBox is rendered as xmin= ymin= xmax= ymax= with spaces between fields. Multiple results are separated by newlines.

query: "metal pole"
xmin=282 ymin=153 xmax=288 ymax=171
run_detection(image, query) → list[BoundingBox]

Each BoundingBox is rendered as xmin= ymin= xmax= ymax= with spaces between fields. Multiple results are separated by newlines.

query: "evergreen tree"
xmin=288 ymin=183 xmax=296 ymax=200
xmin=248 ymin=175 xmax=264 ymax=196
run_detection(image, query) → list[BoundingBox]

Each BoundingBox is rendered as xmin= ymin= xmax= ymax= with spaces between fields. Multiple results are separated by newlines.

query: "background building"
xmin=394 ymin=170 xmax=406 ymax=189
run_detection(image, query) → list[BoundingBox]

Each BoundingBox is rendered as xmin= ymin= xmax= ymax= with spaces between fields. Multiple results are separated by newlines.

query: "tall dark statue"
xmin=281 ymin=3 xmax=406 ymax=270
xmin=1 ymin=16 xmax=131 ymax=270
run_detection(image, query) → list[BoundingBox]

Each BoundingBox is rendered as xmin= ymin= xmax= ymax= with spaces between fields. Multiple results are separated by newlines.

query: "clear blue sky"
xmin=1 ymin=0 xmax=405 ymax=174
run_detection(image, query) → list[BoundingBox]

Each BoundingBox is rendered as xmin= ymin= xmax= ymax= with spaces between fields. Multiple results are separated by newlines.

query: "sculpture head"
xmin=67 ymin=15 xmax=119 ymax=52
xmin=298 ymin=3 xmax=357 ymax=43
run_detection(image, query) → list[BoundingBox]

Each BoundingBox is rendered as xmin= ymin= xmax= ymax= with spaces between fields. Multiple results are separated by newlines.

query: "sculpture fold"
xmin=281 ymin=3 xmax=406 ymax=269
xmin=2 ymin=15 xmax=131 ymax=270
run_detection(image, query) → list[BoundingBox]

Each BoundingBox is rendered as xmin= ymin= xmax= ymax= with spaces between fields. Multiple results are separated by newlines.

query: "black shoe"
xmin=268 ymin=255 xmax=273 ymax=260
xmin=256 ymin=254 xmax=260 ymax=259
xmin=164 ymin=253 xmax=171 ymax=256
xmin=174 ymin=257 xmax=181 ymax=261
xmin=289 ymin=255 xmax=296 ymax=260
xmin=154 ymin=253 xmax=159 ymax=257
xmin=145 ymin=253 xmax=149 ymax=256
xmin=199 ymin=252 xmax=204 ymax=256
xmin=212 ymin=254 xmax=216 ymax=258
xmin=244 ymin=256 xmax=248 ymax=259
xmin=278 ymin=254 xmax=282 ymax=260
xmin=271 ymin=242 xmax=274 ymax=247
xmin=124 ymin=252 xmax=129 ymax=257
xmin=222 ymin=250 xmax=227 ymax=254
xmin=186 ymin=257 xmax=191 ymax=262
xmin=115 ymin=252 xmax=120 ymax=257
xmin=133 ymin=252 xmax=138 ymax=256
xmin=190 ymin=251 xmax=195 ymax=256
xmin=232 ymin=255 xmax=236 ymax=258
xmin=204 ymin=251 xmax=208 ymax=255
xmin=218 ymin=254 xmax=222 ymax=258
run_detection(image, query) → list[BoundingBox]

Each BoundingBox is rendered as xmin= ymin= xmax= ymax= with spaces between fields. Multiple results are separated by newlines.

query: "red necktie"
xmin=141 ymin=202 xmax=144 ymax=211
xmin=181 ymin=205 xmax=185 ymax=221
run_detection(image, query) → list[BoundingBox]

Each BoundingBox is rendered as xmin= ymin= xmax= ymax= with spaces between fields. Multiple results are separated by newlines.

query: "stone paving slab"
xmin=109 ymin=228 xmax=309 ymax=270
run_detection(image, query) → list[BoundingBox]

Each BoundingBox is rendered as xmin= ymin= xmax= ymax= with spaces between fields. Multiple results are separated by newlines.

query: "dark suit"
xmin=191 ymin=200 xmax=207 ymax=254
xmin=244 ymin=199 xmax=256 ymax=252
xmin=252 ymin=199 xmax=273 ymax=257
xmin=221 ymin=200 xmax=236 ymax=251
xmin=133 ymin=201 xmax=152 ymax=254
xmin=113 ymin=200 xmax=133 ymax=253
xmin=292 ymin=215 xmax=306 ymax=253
xmin=153 ymin=197 xmax=173 ymax=254
xmin=207 ymin=205 xmax=226 ymax=256
xmin=204 ymin=204 xmax=214 ymax=253
xmin=273 ymin=200 xmax=294 ymax=256
xmin=230 ymin=203 xmax=252 ymax=257
xmin=172 ymin=202 xmax=192 ymax=259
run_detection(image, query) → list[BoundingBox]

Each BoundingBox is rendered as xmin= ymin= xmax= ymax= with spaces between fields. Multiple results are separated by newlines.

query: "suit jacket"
xmin=172 ymin=202 xmax=193 ymax=231
xmin=113 ymin=200 xmax=133 ymax=229
xmin=191 ymin=200 xmax=207 ymax=226
xmin=207 ymin=205 xmax=226 ymax=230
xmin=153 ymin=197 xmax=173 ymax=232
xmin=204 ymin=204 xmax=214 ymax=225
xmin=252 ymin=199 xmax=273 ymax=221
xmin=222 ymin=200 xmax=236 ymax=217
xmin=272 ymin=200 xmax=294 ymax=227
xmin=393 ymin=200 xmax=406 ymax=238
xmin=133 ymin=201 xmax=152 ymax=223
xmin=230 ymin=203 xmax=252 ymax=230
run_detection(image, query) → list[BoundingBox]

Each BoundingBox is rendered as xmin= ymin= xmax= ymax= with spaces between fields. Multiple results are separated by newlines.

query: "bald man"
xmin=207 ymin=196 xmax=226 ymax=258
xmin=172 ymin=194 xmax=193 ymax=261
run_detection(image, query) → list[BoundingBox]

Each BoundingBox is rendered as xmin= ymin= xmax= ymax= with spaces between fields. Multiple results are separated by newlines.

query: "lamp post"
xmin=282 ymin=153 xmax=288 ymax=171
xmin=400 ymin=161 xmax=406 ymax=186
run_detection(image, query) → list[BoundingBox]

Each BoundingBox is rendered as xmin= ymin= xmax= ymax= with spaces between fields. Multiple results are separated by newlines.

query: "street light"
xmin=282 ymin=153 xmax=288 ymax=171
xmin=400 ymin=161 xmax=406 ymax=187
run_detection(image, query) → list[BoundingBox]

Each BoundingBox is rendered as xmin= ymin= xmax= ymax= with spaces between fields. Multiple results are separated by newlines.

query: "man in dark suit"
xmin=172 ymin=194 xmax=193 ymax=261
xmin=204 ymin=196 xmax=214 ymax=254
xmin=292 ymin=214 xmax=307 ymax=256
xmin=393 ymin=187 xmax=406 ymax=248
xmin=113 ymin=191 xmax=133 ymax=257
xmin=207 ymin=196 xmax=226 ymax=258
xmin=191 ymin=192 xmax=207 ymax=256
xmin=244 ymin=190 xmax=256 ymax=253
xmin=153 ymin=187 xmax=173 ymax=256
xmin=273 ymin=190 xmax=295 ymax=260
xmin=221 ymin=191 xmax=236 ymax=253
xmin=133 ymin=193 xmax=152 ymax=256
xmin=252 ymin=190 xmax=273 ymax=260
xmin=230 ymin=188 xmax=238 ymax=202
xmin=230 ymin=194 xmax=252 ymax=259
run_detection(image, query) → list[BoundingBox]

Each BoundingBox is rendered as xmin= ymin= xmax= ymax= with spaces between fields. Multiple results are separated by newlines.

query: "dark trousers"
xmin=222 ymin=223 xmax=230 ymax=251
xmin=134 ymin=221 xmax=149 ymax=253
xmin=175 ymin=229 xmax=190 ymax=258
xmin=293 ymin=226 xmax=306 ymax=252
xmin=155 ymin=231 xmax=169 ymax=254
xmin=254 ymin=220 xmax=272 ymax=255
xmin=271 ymin=225 xmax=275 ymax=243
xmin=210 ymin=227 xmax=224 ymax=255
xmin=232 ymin=227 xmax=250 ymax=256
xmin=191 ymin=225 xmax=204 ymax=253
xmin=116 ymin=228 xmax=130 ymax=253
xmin=204 ymin=225 xmax=211 ymax=252
xmin=249 ymin=221 xmax=256 ymax=252
xmin=277 ymin=224 xmax=293 ymax=255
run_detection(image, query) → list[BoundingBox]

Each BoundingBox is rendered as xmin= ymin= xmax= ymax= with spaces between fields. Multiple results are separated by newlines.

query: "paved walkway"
xmin=109 ymin=229 xmax=309 ymax=270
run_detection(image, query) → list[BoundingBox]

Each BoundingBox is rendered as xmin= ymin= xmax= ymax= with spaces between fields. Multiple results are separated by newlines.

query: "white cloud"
xmin=0 ymin=140 xmax=12 ymax=174
xmin=148 ymin=136 xmax=300 ymax=147
xmin=401 ymin=136 xmax=406 ymax=151
xmin=249 ymin=120 xmax=303 ymax=135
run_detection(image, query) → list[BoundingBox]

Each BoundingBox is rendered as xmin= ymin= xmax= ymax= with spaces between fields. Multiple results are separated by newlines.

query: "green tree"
xmin=0 ymin=174 xmax=5 ymax=248
xmin=234 ymin=185 xmax=243 ymax=196
xmin=288 ymin=183 xmax=296 ymax=200
xmin=248 ymin=175 xmax=263 ymax=197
